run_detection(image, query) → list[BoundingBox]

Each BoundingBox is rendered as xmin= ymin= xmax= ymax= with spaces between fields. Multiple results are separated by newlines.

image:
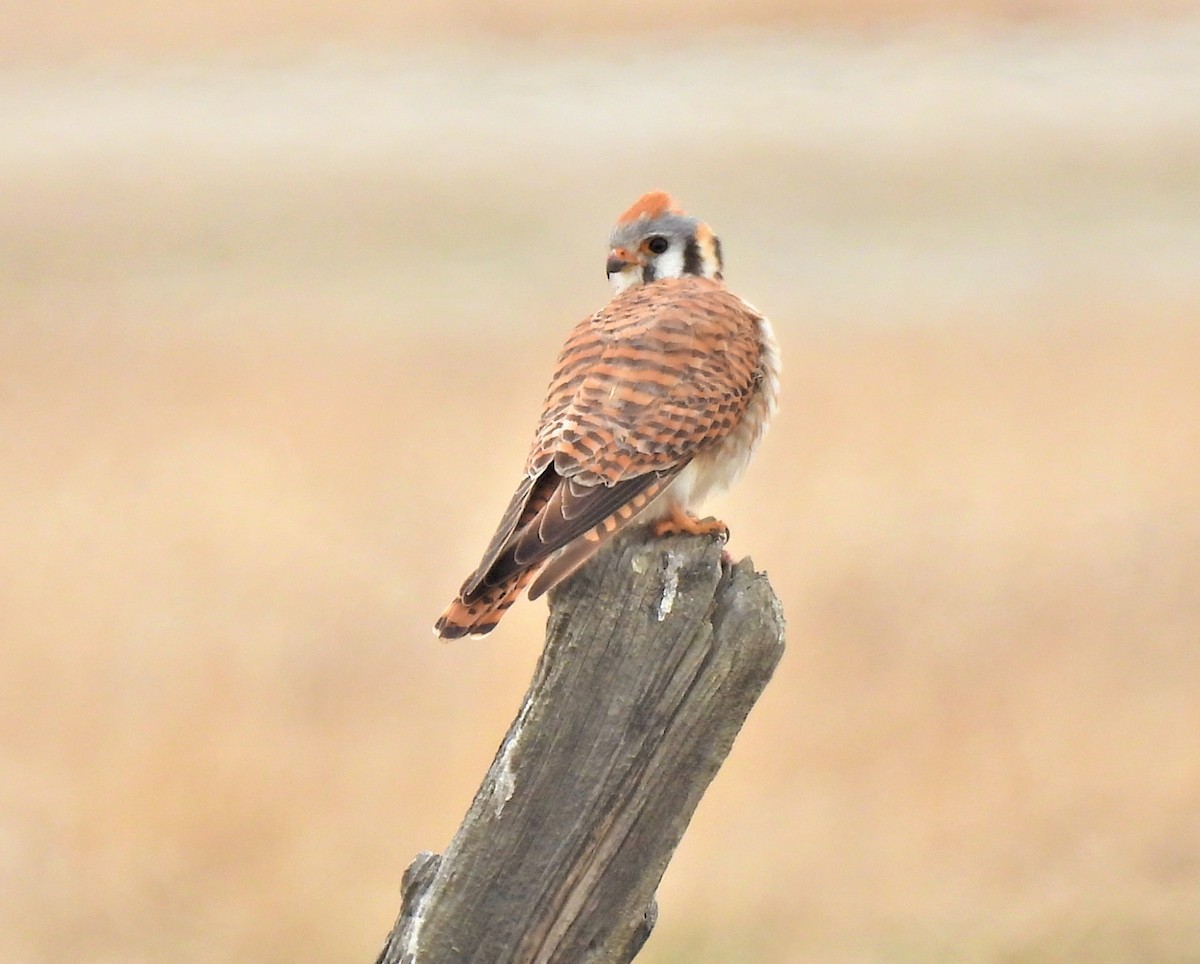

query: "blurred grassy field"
xmin=3 ymin=9 xmax=1200 ymax=963
xmin=6 ymin=0 xmax=1200 ymax=63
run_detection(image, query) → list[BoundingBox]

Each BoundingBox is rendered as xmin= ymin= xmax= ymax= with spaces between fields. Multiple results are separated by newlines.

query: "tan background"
xmin=3 ymin=2 xmax=1200 ymax=960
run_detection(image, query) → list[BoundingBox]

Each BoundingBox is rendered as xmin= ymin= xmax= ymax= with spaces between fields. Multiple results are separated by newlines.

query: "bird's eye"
xmin=646 ymin=236 xmax=669 ymax=254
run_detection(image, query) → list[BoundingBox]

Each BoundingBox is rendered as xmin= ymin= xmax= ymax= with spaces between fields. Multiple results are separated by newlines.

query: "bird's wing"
xmin=457 ymin=276 xmax=764 ymax=603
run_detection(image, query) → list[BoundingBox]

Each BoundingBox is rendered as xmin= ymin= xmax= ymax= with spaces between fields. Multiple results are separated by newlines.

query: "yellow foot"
xmin=652 ymin=505 xmax=729 ymax=541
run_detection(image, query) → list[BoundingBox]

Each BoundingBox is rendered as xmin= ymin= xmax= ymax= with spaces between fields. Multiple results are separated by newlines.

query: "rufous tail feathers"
xmin=434 ymin=568 xmax=538 ymax=639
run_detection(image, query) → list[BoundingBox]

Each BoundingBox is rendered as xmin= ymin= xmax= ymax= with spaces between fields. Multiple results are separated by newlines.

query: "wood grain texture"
xmin=379 ymin=530 xmax=786 ymax=963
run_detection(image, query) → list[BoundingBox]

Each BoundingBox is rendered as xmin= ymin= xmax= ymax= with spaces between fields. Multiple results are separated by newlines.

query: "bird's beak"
xmin=606 ymin=248 xmax=637 ymax=277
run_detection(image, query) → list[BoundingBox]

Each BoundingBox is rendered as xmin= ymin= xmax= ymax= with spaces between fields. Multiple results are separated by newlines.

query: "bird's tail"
xmin=433 ymin=567 xmax=538 ymax=639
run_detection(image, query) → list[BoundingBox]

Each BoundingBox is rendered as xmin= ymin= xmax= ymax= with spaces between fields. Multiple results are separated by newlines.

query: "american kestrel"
xmin=434 ymin=191 xmax=780 ymax=639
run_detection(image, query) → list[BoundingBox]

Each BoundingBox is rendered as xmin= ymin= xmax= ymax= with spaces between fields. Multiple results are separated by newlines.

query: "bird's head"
xmin=605 ymin=191 xmax=724 ymax=294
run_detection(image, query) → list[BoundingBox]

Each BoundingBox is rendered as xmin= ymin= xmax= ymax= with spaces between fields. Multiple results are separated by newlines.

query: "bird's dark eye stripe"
xmin=646 ymin=235 xmax=669 ymax=254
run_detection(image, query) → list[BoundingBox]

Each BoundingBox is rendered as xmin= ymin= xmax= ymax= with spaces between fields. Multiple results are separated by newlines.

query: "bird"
xmin=434 ymin=191 xmax=780 ymax=639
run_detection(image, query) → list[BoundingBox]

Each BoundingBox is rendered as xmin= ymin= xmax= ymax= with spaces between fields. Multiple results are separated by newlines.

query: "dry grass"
xmin=3 ymin=18 xmax=1200 ymax=963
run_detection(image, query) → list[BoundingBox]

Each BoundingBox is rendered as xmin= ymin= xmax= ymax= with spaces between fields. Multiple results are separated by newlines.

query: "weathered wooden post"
xmin=377 ymin=530 xmax=786 ymax=963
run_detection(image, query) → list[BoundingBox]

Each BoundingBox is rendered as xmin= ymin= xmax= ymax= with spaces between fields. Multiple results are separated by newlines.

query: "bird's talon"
xmin=652 ymin=507 xmax=729 ymax=540
xmin=708 ymin=518 xmax=731 ymax=542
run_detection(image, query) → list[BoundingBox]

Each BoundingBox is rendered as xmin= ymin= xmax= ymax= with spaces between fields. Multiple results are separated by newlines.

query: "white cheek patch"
xmin=654 ymin=244 xmax=686 ymax=280
xmin=609 ymin=266 xmax=641 ymax=294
